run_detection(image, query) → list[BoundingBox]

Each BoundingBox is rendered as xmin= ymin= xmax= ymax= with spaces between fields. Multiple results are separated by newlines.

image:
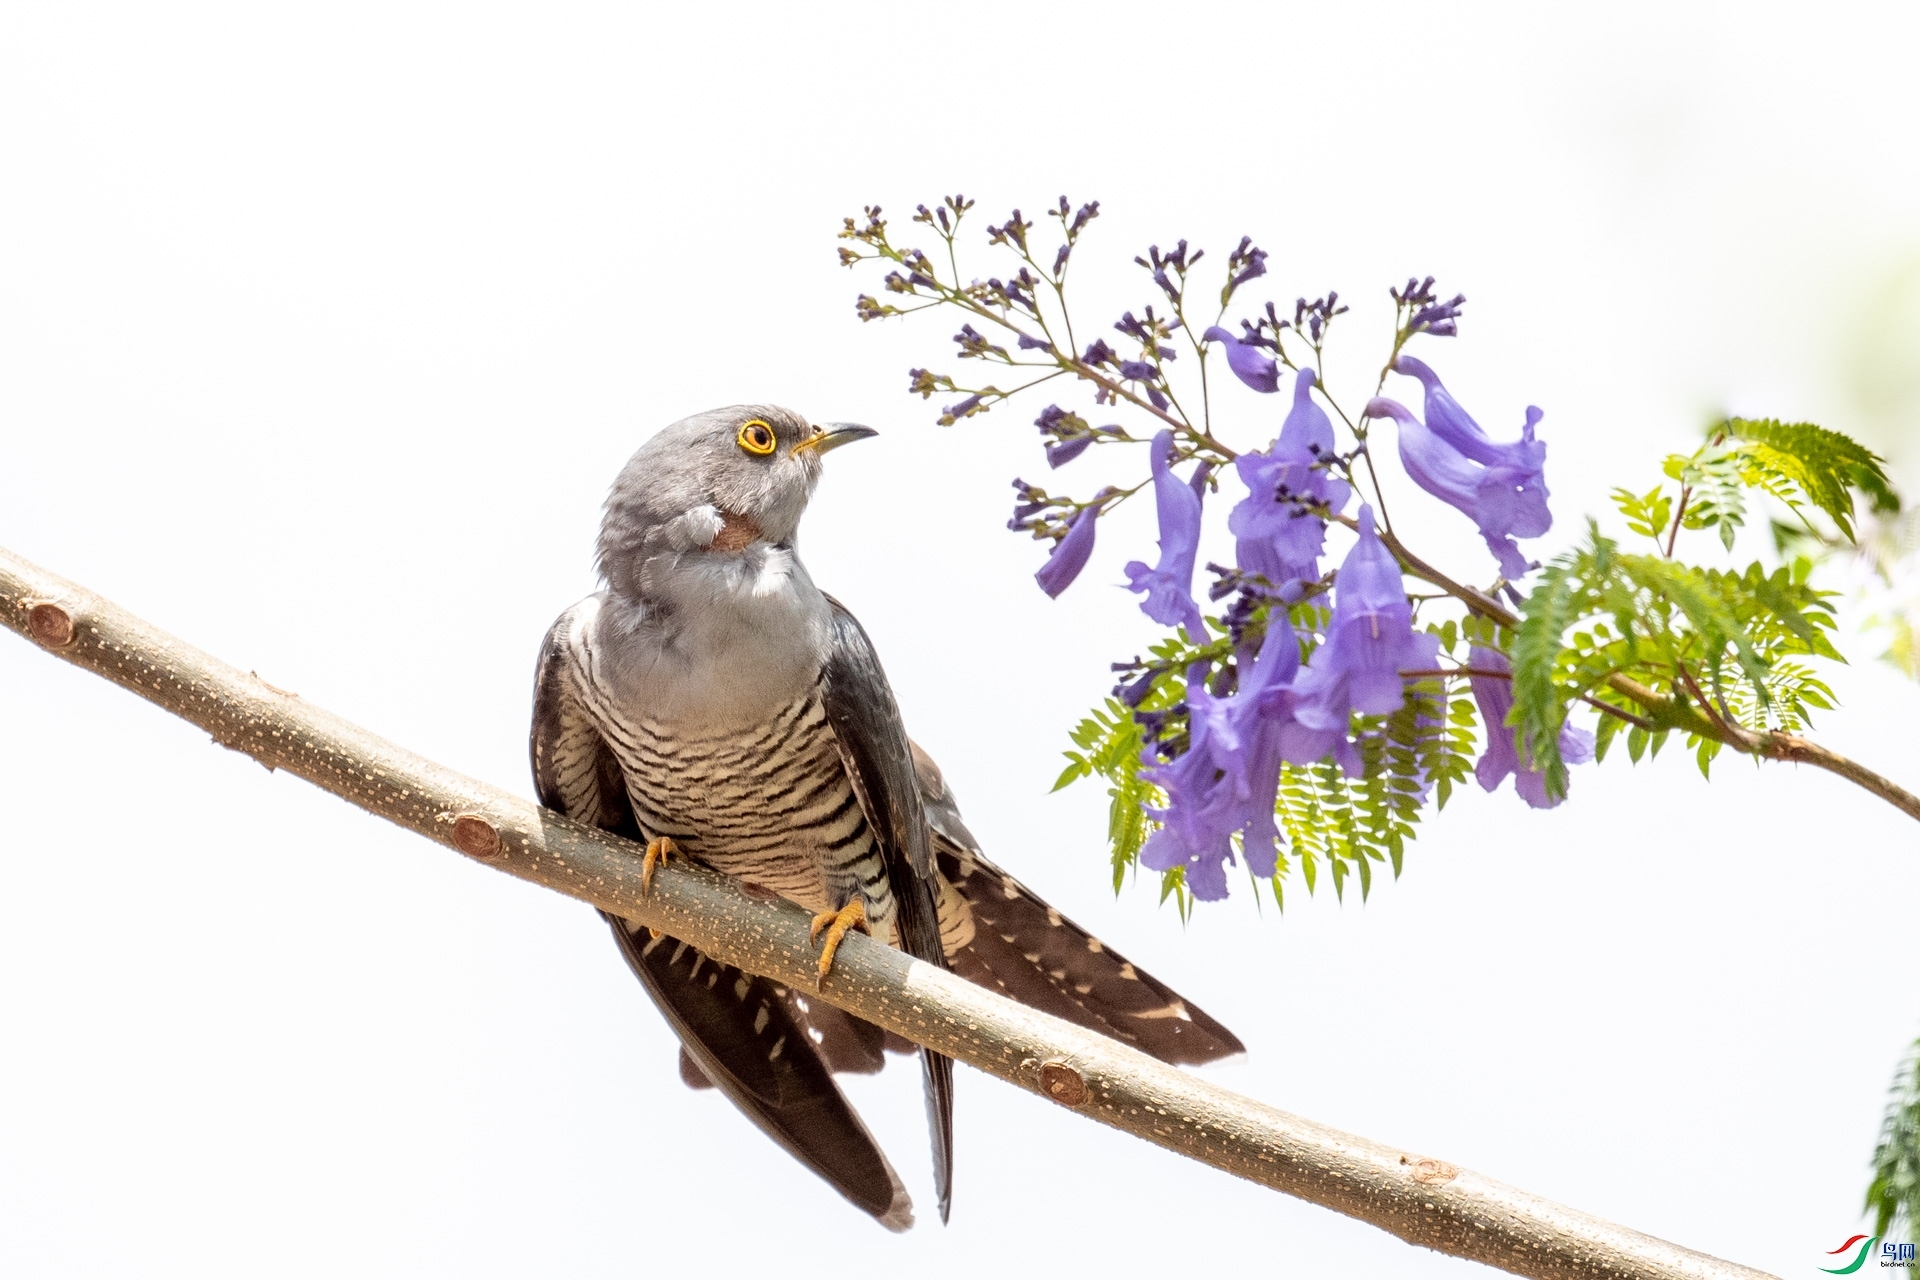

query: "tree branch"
xmin=0 ymin=543 xmax=1779 ymax=1280
xmin=1366 ymin=523 xmax=1920 ymax=825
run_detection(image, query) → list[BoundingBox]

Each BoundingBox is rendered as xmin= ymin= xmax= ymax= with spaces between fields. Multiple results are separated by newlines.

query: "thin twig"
xmin=1581 ymin=693 xmax=1658 ymax=732
xmin=1664 ymin=485 xmax=1692 ymax=558
xmin=0 ymin=542 xmax=1777 ymax=1280
xmin=1674 ymin=664 xmax=1745 ymax=744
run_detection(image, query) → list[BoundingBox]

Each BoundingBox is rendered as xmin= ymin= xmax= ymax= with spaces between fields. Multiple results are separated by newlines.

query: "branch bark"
xmin=0 ymin=543 xmax=1778 ymax=1280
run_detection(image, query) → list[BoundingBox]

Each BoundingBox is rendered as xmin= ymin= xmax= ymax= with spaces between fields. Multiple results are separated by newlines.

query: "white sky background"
xmin=2 ymin=2 xmax=1917 ymax=1275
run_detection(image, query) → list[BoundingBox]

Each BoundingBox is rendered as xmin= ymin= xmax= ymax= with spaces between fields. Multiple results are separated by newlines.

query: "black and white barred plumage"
xmin=546 ymin=595 xmax=898 ymax=934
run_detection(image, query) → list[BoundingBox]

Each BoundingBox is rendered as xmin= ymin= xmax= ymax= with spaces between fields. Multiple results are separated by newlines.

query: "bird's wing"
xmin=908 ymin=740 xmax=1247 ymax=1066
xmin=817 ymin=596 xmax=954 ymax=1224
xmin=531 ymin=601 xmax=913 ymax=1231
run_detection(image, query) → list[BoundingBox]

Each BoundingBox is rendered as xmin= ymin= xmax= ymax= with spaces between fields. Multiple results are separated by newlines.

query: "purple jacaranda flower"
xmin=1202 ymin=325 xmax=1280 ymax=393
xmin=1466 ymin=645 xmax=1594 ymax=808
xmin=1007 ymin=479 xmax=1048 ymax=532
xmin=1081 ymin=339 xmax=1118 ymax=367
xmin=1016 ymin=331 xmax=1053 ymax=351
xmin=1256 ymin=649 xmax=1364 ymax=777
xmin=1229 ymin=369 xmax=1353 ymax=592
xmin=1035 ymin=505 xmax=1099 ymax=598
xmin=1268 ymin=701 xmax=1363 ymax=775
xmin=1291 ymin=505 xmax=1439 ymax=734
xmin=1224 ymin=236 xmax=1269 ymax=294
xmin=1046 ymin=436 xmax=1093 ymax=468
xmin=1392 ymin=356 xmax=1546 ymax=475
xmin=1366 ymin=357 xmax=1550 ymax=580
xmin=1226 ymin=608 xmax=1306 ymax=877
xmin=1140 ymin=608 xmax=1304 ymax=899
xmin=1410 ymin=294 xmax=1465 ymax=337
xmin=1139 ymin=666 xmax=1244 ymax=901
xmin=1114 ymin=311 xmax=1154 ymax=343
xmin=1119 ymin=359 xmax=1159 ymax=382
xmin=1112 ymin=664 xmax=1158 ymax=709
xmin=1035 ymin=404 xmax=1093 ymax=469
xmin=1124 ymin=431 xmax=1208 ymax=641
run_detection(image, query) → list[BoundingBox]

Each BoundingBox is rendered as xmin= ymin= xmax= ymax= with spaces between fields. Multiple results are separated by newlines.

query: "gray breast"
xmin=576 ymin=661 xmax=895 ymax=929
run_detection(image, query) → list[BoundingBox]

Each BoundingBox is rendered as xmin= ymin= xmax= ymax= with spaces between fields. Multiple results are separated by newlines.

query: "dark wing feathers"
xmin=676 ymin=1012 xmax=892 ymax=1093
xmin=605 ymin=917 xmax=912 ymax=1229
xmin=910 ymin=740 xmax=1246 ymax=1067
xmin=531 ymin=608 xmax=632 ymax=835
xmin=530 ymin=605 xmax=914 ymax=1231
xmin=781 ymin=991 xmax=893 ymax=1076
xmin=817 ymin=597 xmax=955 ymax=1224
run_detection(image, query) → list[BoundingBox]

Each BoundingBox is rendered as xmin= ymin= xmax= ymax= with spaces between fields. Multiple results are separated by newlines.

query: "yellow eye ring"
xmin=736 ymin=419 xmax=777 ymax=456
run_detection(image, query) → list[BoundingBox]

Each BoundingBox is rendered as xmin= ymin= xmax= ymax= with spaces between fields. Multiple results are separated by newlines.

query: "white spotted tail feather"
xmin=910 ymin=741 xmax=1246 ymax=1067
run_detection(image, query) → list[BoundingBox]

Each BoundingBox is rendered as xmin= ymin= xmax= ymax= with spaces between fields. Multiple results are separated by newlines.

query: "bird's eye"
xmin=736 ymin=420 xmax=777 ymax=456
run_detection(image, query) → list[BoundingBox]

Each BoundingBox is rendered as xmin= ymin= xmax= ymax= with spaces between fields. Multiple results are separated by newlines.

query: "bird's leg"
xmin=808 ymin=899 xmax=868 ymax=979
xmin=641 ymin=836 xmax=677 ymax=895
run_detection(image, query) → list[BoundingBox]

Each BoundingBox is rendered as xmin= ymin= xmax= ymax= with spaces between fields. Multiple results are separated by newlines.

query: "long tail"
xmin=912 ymin=741 xmax=1244 ymax=1066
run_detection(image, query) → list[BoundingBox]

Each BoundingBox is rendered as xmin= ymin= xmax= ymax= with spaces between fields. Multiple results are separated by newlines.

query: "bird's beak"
xmin=792 ymin=423 xmax=878 ymax=456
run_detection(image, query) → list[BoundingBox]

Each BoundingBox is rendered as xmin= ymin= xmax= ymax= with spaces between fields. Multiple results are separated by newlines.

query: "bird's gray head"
xmin=596 ymin=404 xmax=875 ymax=604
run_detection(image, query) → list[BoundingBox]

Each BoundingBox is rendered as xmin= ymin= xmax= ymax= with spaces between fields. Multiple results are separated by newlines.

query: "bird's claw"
xmin=809 ymin=900 xmax=868 ymax=980
xmin=642 ymin=837 xmax=677 ymax=896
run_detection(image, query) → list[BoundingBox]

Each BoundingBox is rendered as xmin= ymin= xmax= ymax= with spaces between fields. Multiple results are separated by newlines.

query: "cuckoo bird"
xmin=530 ymin=405 xmax=1243 ymax=1230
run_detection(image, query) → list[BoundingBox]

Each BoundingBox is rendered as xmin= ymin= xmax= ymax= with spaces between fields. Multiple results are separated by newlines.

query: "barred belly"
xmin=588 ymin=679 xmax=895 ymax=933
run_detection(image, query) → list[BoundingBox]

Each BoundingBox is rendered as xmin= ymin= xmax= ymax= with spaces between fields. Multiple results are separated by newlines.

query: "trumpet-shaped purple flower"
xmin=1046 ymin=437 xmax=1093 ymax=468
xmin=1035 ymin=505 xmax=1099 ymax=598
xmin=1226 ymin=607 xmax=1314 ymax=872
xmin=1202 ymin=325 xmax=1280 ymax=394
xmin=1125 ymin=431 xmax=1208 ymax=641
xmin=1141 ymin=609 xmax=1303 ymax=899
xmin=1367 ymin=356 xmax=1551 ymax=580
xmin=1258 ymin=679 xmax=1364 ymax=775
xmin=1291 ymin=505 xmax=1438 ymax=732
xmin=1139 ymin=669 xmax=1247 ymax=901
xmin=1466 ymin=644 xmax=1594 ymax=808
xmin=1230 ymin=369 xmax=1353 ymax=593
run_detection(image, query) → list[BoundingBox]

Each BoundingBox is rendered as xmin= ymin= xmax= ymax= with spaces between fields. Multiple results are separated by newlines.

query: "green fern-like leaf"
xmin=1510 ymin=527 xmax=1848 ymax=787
xmin=1611 ymin=484 xmax=1674 ymax=544
xmin=1511 ymin=538 xmax=1598 ymax=801
xmin=1722 ymin=417 xmax=1898 ymax=541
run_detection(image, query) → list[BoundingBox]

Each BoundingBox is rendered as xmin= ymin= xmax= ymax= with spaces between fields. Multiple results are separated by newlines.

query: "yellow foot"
xmin=642 ymin=837 xmax=677 ymax=896
xmin=809 ymin=899 xmax=868 ymax=980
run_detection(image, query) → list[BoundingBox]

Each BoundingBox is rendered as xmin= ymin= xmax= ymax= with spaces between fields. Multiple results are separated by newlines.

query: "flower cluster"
xmin=841 ymin=196 xmax=1590 ymax=905
xmin=844 ymin=189 xmax=1915 ymax=1237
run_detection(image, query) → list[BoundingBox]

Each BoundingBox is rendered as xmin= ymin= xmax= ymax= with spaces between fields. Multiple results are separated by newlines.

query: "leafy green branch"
xmin=1510 ymin=417 xmax=1920 ymax=819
